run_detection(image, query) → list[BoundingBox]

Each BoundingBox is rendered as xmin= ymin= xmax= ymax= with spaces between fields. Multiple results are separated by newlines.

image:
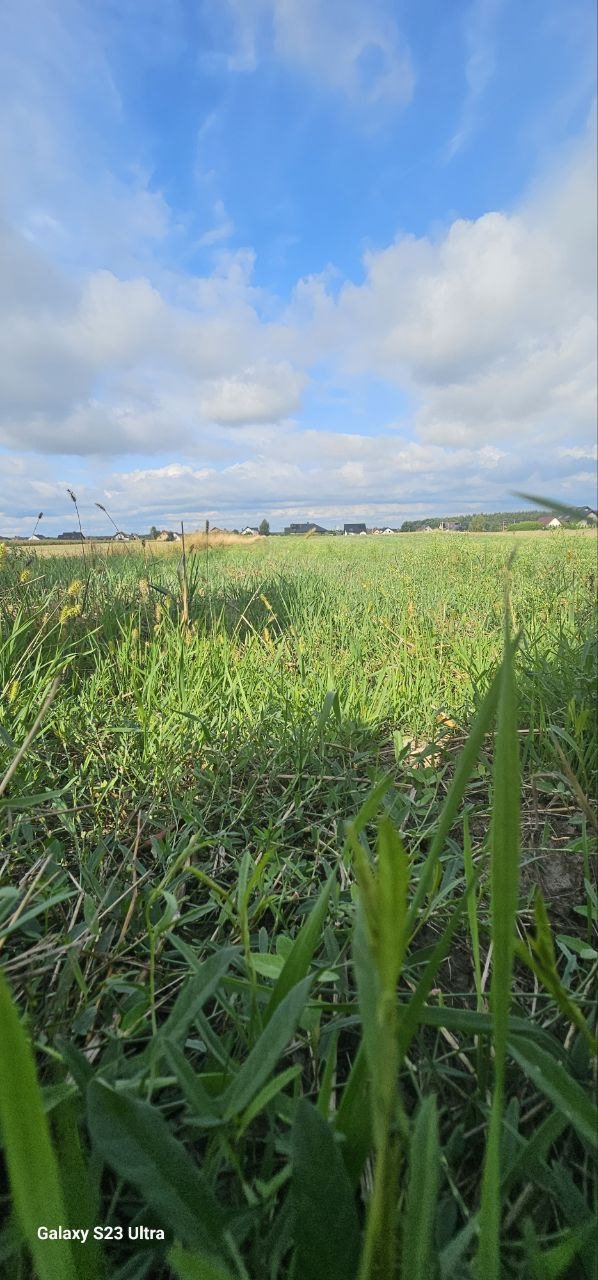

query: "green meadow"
xmin=0 ymin=531 xmax=596 ymax=1279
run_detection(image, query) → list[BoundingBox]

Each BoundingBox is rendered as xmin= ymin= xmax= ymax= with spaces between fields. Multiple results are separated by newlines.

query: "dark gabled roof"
xmin=343 ymin=522 xmax=367 ymax=533
xmin=284 ymin=522 xmax=328 ymax=534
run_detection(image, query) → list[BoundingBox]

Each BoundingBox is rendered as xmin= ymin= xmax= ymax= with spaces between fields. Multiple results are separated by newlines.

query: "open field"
xmin=14 ymin=531 xmax=262 ymax=556
xmin=0 ymin=532 xmax=596 ymax=1279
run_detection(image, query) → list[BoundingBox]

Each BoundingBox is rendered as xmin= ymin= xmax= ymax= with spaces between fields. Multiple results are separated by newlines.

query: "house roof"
xmin=284 ymin=522 xmax=328 ymax=534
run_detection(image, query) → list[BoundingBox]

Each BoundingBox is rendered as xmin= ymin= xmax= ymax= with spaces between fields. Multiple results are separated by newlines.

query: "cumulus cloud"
xmin=0 ymin=8 xmax=595 ymax=533
xmin=0 ymin=225 xmax=303 ymax=454
xmin=199 ymin=364 xmax=305 ymax=424
xmin=2 ymin=419 xmax=593 ymax=537
xmin=293 ymin=125 xmax=597 ymax=451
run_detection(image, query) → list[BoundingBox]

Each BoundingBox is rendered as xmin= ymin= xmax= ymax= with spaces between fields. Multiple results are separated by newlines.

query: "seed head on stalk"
xmin=95 ymin=501 xmax=121 ymax=536
xmin=31 ymin=512 xmax=43 ymax=539
xmin=66 ymin=488 xmax=88 ymax=586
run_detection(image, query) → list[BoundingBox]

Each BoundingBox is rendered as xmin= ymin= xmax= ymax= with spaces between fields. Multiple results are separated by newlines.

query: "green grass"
xmin=0 ymin=531 xmax=596 ymax=1279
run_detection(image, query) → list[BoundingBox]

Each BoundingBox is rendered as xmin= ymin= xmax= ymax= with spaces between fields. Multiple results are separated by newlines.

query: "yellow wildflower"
xmin=67 ymin=578 xmax=83 ymax=596
xmin=19 ymin=569 xmax=31 ymax=583
xmin=138 ymin=577 xmax=149 ymax=599
xmin=8 ymin=680 xmax=19 ymax=704
xmin=59 ymin=602 xmax=82 ymax=624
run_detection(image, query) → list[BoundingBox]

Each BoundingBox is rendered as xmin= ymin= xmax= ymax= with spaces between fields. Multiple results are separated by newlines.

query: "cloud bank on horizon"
xmin=0 ymin=0 xmax=596 ymax=533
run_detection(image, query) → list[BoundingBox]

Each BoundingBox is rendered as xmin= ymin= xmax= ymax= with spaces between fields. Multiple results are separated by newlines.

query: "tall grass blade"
xmin=0 ymin=970 xmax=77 ymax=1280
xmin=265 ymin=873 xmax=334 ymax=1022
xmin=400 ymin=1094 xmax=440 ymax=1280
xmin=52 ymin=1096 xmax=105 ymax=1280
xmin=406 ymin=655 xmax=511 ymax=935
xmin=476 ymin=596 xmax=521 ymax=1280
xmin=508 ymin=1037 xmax=597 ymax=1147
xmin=222 ymin=976 xmax=312 ymax=1118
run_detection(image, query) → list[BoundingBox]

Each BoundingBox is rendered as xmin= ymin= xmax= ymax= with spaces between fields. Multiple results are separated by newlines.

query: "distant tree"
xmin=150 ymin=525 xmax=159 ymax=540
xmin=259 ymin=519 xmax=270 ymax=536
xmin=510 ymin=521 xmax=542 ymax=531
xmin=469 ymin=514 xmax=486 ymax=532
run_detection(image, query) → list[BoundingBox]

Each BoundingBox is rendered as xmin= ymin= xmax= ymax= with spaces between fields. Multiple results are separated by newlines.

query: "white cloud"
xmin=293 ymin=126 xmax=597 ymax=452
xmin=199 ymin=364 xmax=305 ymax=424
xmin=220 ymin=0 xmax=414 ymax=107
xmin=447 ymin=0 xmax=502 ymax=159
xmin=0 ymin=10 xmax=595 ymax=533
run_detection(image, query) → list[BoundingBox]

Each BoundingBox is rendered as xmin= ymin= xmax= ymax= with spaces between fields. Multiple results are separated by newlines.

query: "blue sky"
xmin=0 ymin=0 xmax=596 ymax=533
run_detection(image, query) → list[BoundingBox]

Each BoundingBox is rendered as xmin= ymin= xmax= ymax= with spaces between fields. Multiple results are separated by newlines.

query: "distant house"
xmin=344 ymin=523 xmax=367 ymax=536
xmin=112 ymin=532 xmax=130 ymax=541
xmin=58 ymin=531 xmax=84 ymax=541
xmin=381 ymin=527 xmax=397 ymax=535
xmin=422 ymin=525 xmax=435 ymax=533
xmin=241 ymin=526 xmax=259 ymax=536
xmin=438 ymin=521 xmax=464 ymax=532
xmin=28 ymin=534 xmax=42 ymax=542
xmin=581 ymin=506 xmax=597 ymax=522
xmin=284 ymin=522 xmax=328 ymax=535
xmin=537 ymin=515 xmax=562 ymax=529
xmin=156 ymin=530 xmax=181 ymax=542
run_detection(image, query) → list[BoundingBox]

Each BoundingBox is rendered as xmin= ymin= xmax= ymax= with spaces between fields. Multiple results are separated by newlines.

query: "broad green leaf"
xmin=265 ymin=873 xmax=334 ymax=1022
xmin=162 ymin=1042 xmax=222 ymax=1127
xmin=401 ymin=1096 xmax=440 ymax=1280
xmin=418 ymin=1005 xmax=564 ymax=1055
xmin=52 ymin=1096 xmax=105 ymax=1280
xmin=376 ymin=817 xmax=409 ymax=990
xmin=502 ymin=1109 xmax=566 ymax=1194
xmin=509 ymin=1037 xmax=598 ymax=1148
xmin=0 ymin=969 xmax=76 ymax=1280
xmin=158 ymin=948 xmax=237 ymax=1045
xmin=334 ymin=1042 xmax=372 ymax=1188
xmin=291 ymin=1099 xmax=360 ymax=1280
xmin=317 ymin=688 xmax=341 ymax=732
xmin=86 ymin=1081 xmax=224 ymax=1250
xmin=222 ymin=977 xmax=312 ymax=1118
xmin=237 ymin=1065 xmax=301 ymax=1136
xmin=251 ymin=953 xmax=338 ymax=983
xmin=168 ymin=1245 xmax=236 ymax=1280
xmin=529 ymin=1217 xmax=597 ymax=1279
xmin=352 ymin=906 xmax=382 ymax=1087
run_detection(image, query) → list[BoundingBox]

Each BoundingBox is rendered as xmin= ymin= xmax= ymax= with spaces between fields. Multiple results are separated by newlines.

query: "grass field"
xmin=0 ymin=531 xmax=596 ymax=1279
